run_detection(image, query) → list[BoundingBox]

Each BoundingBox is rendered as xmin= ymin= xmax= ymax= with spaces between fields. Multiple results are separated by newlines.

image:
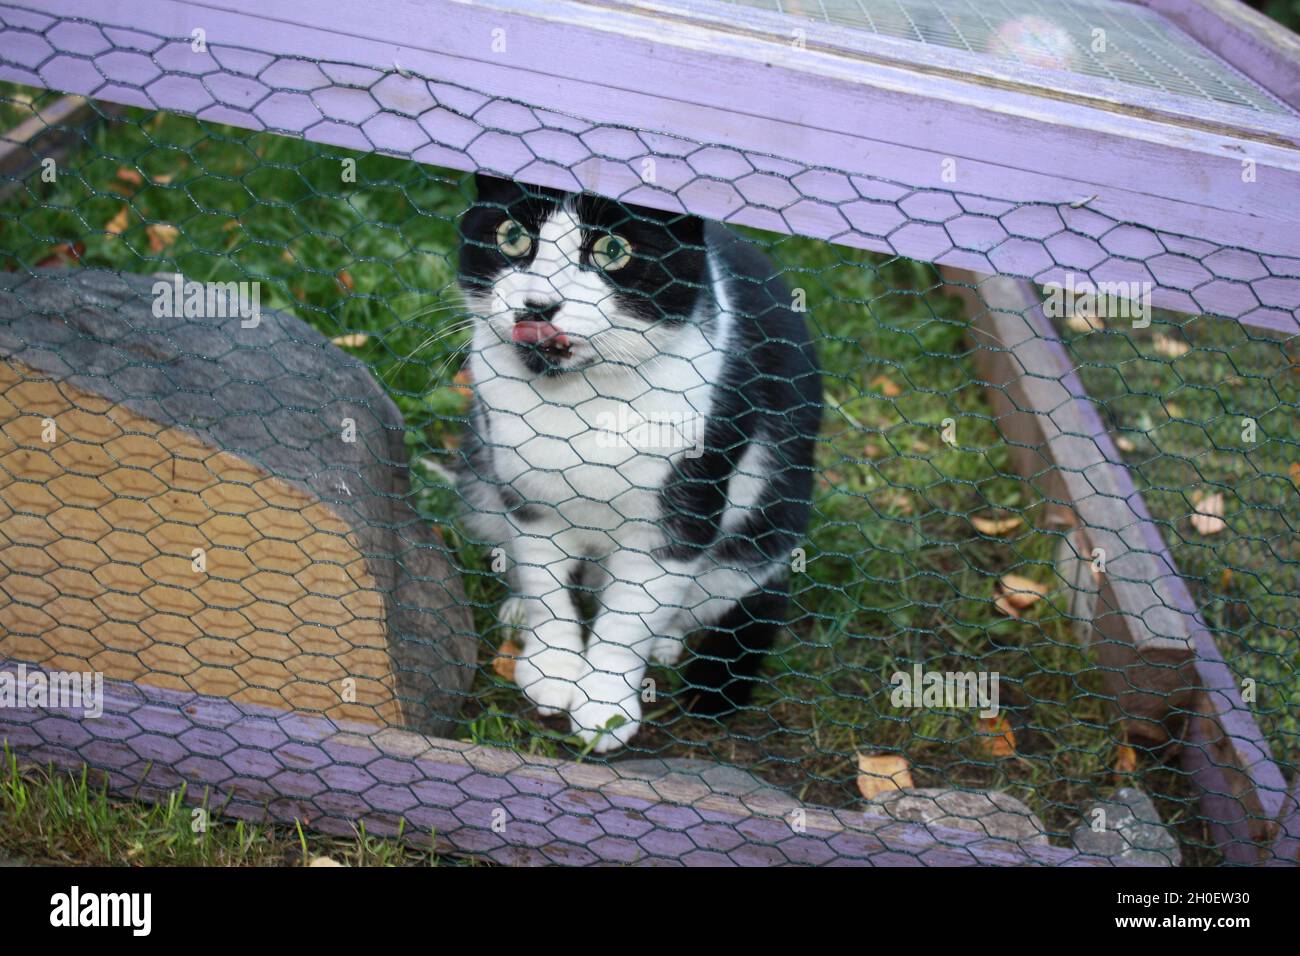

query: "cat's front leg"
xmin=508 ymin=531 xmax=586 ymax=716
xmin=570 ymin=551 xmax=693 ymax=752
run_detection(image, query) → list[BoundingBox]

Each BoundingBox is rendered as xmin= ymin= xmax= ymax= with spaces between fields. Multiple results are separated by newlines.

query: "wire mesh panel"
xmin=0 ymin=5 xmax=1296 ymax=866
xmin=712 ymin=0 xmax=1295 ymax=113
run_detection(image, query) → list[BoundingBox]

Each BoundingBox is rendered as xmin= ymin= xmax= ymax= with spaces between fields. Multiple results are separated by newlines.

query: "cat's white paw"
xmin=569 ymin=675 xmax=642 ymax=753
xmin=513 ymin=646 xmax=584 ymax=716
xmin=649 ymin=636 xmax=685 ymax=666
xmin=497 ymin=596 xmax=528 ymax=630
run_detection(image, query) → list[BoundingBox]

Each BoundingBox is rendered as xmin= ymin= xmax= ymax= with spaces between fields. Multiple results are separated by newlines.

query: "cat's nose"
xmin=516 ymin=299 xmax=561 ymax=324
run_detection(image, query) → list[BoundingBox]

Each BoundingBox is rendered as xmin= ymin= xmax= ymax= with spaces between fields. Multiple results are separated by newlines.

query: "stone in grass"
xmin=0 ymin=269 xmax=475 ymax=734
xmin=867 ymin=787 xmax=1050 ymax=847
xmin=613 ymin=758 xmax=799 ymax=812
xmin=1072 ymin=787 xmax=1182 ymax=866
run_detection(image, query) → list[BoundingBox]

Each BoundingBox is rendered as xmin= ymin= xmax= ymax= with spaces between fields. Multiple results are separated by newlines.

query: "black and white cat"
xmin=456 ymin=174 xmax=821 ymax=752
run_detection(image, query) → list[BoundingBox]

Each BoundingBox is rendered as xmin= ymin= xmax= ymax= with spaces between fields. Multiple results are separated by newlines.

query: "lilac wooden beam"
xmin=943 ymin=267 xmax=1291 ymax=865
xmin=1137 ymin=0 xmax=1300 ymax=109
xmin=0 ymin=662 xmax=1113 ymax=866
xmin=1 ymin=0 xmax=1299 ymax=332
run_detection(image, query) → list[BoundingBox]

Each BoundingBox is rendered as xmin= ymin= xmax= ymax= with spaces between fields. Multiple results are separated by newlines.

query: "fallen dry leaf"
xmin=1165 ymin=403 xmax=1184 ymax=419
xmin=1066 ymin=311 xmax=1104 ymax=333
xmin=105 ymin=205 xmax=129 ymax=236
xmin=856 ymin=753 xmax=914 ymax=800
xmin=307 ymin=856 xmax=344 ymax=868
xmin=1221 ymin=567 xmax=1234 ymax=591
xmin=152 ymin=172 xmax=174 ymax=185
xmin=452 ymin=366 xmax=473 ymax=398
xmin=330 ymin=333 xmax=370 ymax=349
xmin=999 ymin=573 xmax=1049 ymax=610
xmin=1153 ymin=333 xmax=1190 ymax=358
xmin=1115 ymin=435 xmax=1136 ymax=453
xmin=336 ymin=269 xmax=354 ymax=293
xmin=35 ymin=241 xmax=85 ymax=268
xmin=870 ymin=375 xmax=902 ymax=398
xmin=971 ymin=513 xmax=1023 ymax=536
xmin=1113 ymin=744 xmax=1138 ymax=774
xmin=146 ymin=222 xmax=179 ymax=253
xmin=1191 ymin=492 xmax=1226 ymax=536
xmin=491 ymin=639 xmax=523 ymax=682
xmin=115 ymin=167 xmax=143 ymax=187
xmin=1289 ymin=462 xmax=1300 ymax=487
xmin=994 ymin=594 xmax=1021 ymax=619
xmin=978 ymin=716 xmax=1016 ymax=758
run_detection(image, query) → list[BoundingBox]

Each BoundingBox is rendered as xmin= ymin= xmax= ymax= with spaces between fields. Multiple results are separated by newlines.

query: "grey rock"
xmin=0 ymin=269 xmax=475 ymax=734
xmin=613 ymin=758 xmax=798 ymax=811
xmin=1072 ymin=787 xmax=1182 ymax=866
xmin=867 ymin=787 xmax=1050 ymax=847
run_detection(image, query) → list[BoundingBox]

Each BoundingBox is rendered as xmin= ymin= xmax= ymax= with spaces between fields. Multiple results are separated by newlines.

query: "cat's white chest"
xmin=474 ymin=343 xmax=719 ymax=532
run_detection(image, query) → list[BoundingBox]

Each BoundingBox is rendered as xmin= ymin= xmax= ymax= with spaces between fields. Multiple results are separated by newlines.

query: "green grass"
xmin=0 ymin=746 xmax=447 ymax=866
xmin=1058 ymin=311 xmax=1299 ymax=770
xmin=0 ymin=88 xmax=1284 ymax=865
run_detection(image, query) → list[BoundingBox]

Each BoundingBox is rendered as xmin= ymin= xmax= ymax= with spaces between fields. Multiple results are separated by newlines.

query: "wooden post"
xmin=940 ymin=266 xmax=1290 ymax=863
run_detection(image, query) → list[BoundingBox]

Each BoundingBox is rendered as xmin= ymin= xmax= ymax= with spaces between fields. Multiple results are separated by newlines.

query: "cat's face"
xmin=458 ymin=175 xmax=706 ymax=376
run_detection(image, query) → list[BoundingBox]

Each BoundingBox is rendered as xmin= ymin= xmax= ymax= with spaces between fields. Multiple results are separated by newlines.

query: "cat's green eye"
xmin=496 ymin=219 xmax=532 ymax=257
xmin=592 ymin=233 xmax=633 ymax=272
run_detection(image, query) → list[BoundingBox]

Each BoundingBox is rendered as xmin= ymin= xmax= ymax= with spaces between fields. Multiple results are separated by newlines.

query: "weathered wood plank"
xmin=2 ymin=0 xmax=1299 ymax=331
xmin=0 ymin=661 xmax=1118 ymax=866
xmin=941 ymin=266 xmax=1290 ymax=863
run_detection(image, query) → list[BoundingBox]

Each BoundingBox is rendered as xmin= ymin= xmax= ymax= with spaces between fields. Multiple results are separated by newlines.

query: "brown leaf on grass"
xmin=105 ymin=205 xmax=129 ymax=236
xmin=971 ymin=513 xmax=1022 ymax=536
xmin=1153 ymin=333 xmax=1190 ymax=358
xmin=115 ymin=167 xmax=143 ymax=187
xmin=999 ymin=573 xmax=1049 ymax=609
xmin=307 ymin=856 xmax=344 ymax=867
xmin=491 ymin=639 xmax=523 ymax=682
xmin=146 ymin=223 xmax=179 ymax=252
xmin=978 ymin=716 xmax=1016 ymax=757
xmin=1066 ymin=311 xmax=1104 ymax=333
xmin=452 ymin=366 xmax=473 ymax=398
xmin=1115 ymin=435 xmax=1136 ymax=453
xmin=856 ymin=753 xmax=914 ymax=800
xmin=1289 ymin=462 xmax=1300 ymax=487
xmin=865 ymin=442 xmax=883 ymax=459
xmin=1220 ymin=568 xmax=1234 ymax=591
xmin=35 ymin=241 xmax=85 ymax=268
xmin=993 ymin=594 xmax=1021 ymax=619
xmin=152 ymin=172 xmax=174 ymax=185
xmin=870 ymin=375 xmax=902 ymax=398
xmin=1113 ymin=744 xmax=1138 ymax=774
xmin=330 ymin=333 xmax=370 ymax=349
xmin=1191 ymin=492 xmax=1226 ymax=536
xmin=336 ymin=269 xmax=354 ymax=293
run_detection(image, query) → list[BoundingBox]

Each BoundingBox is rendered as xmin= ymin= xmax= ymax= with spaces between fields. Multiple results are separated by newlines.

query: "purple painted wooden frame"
xmin=1 ymin=0 xmax=1298 ymax=332
xmin=0 ymin=662 xmax=1114 ymax=866
xmin=0 ymin=0 xmax=1295 ymax=864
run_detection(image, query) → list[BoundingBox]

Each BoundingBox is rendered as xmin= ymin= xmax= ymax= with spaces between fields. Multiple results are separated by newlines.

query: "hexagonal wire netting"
xmin=0 ymin=8 xmax=1295 ymax=865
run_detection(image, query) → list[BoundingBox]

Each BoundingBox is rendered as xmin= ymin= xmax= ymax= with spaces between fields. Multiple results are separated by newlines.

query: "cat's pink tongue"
xmin=512 ymin=320 xmax=570 ymax=350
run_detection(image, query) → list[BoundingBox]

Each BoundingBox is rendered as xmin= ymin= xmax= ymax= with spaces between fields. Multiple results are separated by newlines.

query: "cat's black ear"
xmin=473 ymin=172 xmax=512 ymax=199
xmin=667 ymin=213 xmax=705 ymax=250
